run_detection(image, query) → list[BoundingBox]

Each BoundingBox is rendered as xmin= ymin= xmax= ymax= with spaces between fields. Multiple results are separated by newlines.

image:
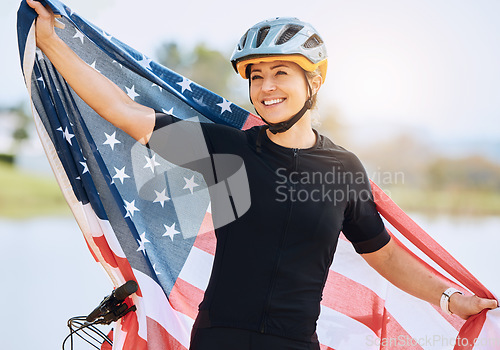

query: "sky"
xmin=2 ymin=0 xmax=500 ymax=143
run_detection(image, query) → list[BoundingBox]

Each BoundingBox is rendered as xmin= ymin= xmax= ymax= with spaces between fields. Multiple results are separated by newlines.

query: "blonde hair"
xmin=305 ymin=67 xmax=322 ymax=109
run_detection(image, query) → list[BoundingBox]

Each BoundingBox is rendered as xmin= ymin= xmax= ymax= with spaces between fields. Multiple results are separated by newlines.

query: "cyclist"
xmin=27 ymin=1 xmax=498 ymax=349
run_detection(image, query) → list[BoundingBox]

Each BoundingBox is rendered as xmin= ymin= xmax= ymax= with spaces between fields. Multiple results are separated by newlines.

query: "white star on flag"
xmin=183 ymin=175 xmax=199 ymax=194
xmin=124 ymin=199 xmax=140 ymax=218
xmin=152 ymin=83 xmax=162 ymax=91
xmin=139 ymin=55 xmax=153 ymax=69
xmin=113 ymin=166 xmax=130 ymax=184
xmin=153 ymin=189 xmax=170 ymax=207
xmin=103 ymin=131 xmax=121 ymax=150
xmin=80 ymin=161 xmax=89 ymax=174
xmin=163 ymin=223 xmax=180 ymax=240
xmin=217 ymin=98 xmax=232 ymax=114
xmin=162 ymin=107 xmax=174 ymax=115
xmin=152 ymin=264 xmax=161 ymax=275
xmin=35 ymin=49 xmax=44 ymax=61
xmin=194 ymin=96 xmax=207 ymax=107
xmin=136 ymin=232 xmax=150 ymax=252
xmin=89 ymin=60 xmax=101 ymax=73
xmin=177 ymin=77 xmax=192 ymax=93
xmin=144 ymin=154 xmax=160 ymax=173
xmin=102 ymin=30 xmax=113 ymax=41
xmin=125 ymin=85 xmax=140 ymax=100
xmin=37 ymin=76 xmax=46 ymax=88
xmin=73 ymin=28 xmax=85 ymax=44
xmin=63 ymin=127 xmax=75 ymax=145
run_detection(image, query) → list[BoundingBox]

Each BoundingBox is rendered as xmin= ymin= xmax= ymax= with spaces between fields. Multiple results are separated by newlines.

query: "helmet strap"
xmin=254 ymin=79 xmax=314 ymax=134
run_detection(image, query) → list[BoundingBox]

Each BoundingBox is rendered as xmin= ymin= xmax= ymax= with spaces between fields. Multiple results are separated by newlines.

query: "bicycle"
xmin=62 ymin=280 xmax=138 ymax=350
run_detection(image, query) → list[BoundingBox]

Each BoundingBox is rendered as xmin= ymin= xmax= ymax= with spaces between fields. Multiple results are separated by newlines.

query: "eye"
xmin=276 ymin=70 xmax=288 ymax=76
xmin=250 ymin=74 xmax=263 ymax=81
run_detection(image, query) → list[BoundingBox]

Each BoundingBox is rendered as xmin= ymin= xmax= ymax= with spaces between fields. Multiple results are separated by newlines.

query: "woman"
xmin=27 ymin=1 xmax=497 ymax=349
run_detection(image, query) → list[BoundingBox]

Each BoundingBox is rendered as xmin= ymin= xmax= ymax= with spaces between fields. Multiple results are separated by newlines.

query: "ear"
xmin=310 ymin=74 xmax=323 ymax=95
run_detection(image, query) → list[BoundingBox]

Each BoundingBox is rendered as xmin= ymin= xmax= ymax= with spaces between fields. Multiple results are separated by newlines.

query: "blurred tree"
xmin=355 ymin=133 xmax=435 ymax=188
xmin=0 ymin=103 xmax=32 ymax=157
xmin=155 ymin=41 xmax=249 ymax=108
xmin=426 ymin=155 xmax=500 ymax=192
xmin=315 ymin=103 xmax=349 ymax=146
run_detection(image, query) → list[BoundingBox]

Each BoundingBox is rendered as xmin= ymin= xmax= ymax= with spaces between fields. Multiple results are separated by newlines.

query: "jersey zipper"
xmin=260 ymin=148 xmax=299 ymax=333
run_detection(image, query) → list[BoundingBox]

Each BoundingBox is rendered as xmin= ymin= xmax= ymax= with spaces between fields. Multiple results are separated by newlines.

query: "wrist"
xmin=440 ymin=287 xmax=463 ymax=315
xmin=37 ymin=33 xmax=63 ymax=53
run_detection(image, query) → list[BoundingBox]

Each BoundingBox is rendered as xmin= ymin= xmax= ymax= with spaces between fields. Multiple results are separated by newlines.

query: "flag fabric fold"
xmin=17 ymin=0 xmax=499 ymax=349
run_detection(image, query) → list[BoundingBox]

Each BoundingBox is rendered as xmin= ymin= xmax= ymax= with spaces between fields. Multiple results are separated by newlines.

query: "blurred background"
xmin=1 ymin=0 xmax=499 ymax=349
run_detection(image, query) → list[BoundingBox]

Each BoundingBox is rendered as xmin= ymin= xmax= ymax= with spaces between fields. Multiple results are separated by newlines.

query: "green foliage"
xmin=426 ymin=156 xmax=500 ymax=192
xmin=155 ymin=41 xmax=243 ymax=104
xmin=0 ymin=163 xmax=70 ymax=218
xmin=0 ymin=154 xmax=15 ymax=164
xmin=0 ymin=103 xmax=33 ymax=156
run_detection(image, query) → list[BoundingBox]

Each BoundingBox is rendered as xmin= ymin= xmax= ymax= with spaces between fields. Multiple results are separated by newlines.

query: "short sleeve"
xmin=341 ymin=153 xmax=391 ymax=254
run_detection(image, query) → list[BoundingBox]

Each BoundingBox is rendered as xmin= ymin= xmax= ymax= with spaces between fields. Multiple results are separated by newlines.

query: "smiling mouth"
xmin=263 ymin=98 xmax=285 ymax=106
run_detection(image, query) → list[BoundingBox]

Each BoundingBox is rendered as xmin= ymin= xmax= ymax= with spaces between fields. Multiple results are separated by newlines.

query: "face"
xmin=249 ymin=61 xmax=310 ymax=124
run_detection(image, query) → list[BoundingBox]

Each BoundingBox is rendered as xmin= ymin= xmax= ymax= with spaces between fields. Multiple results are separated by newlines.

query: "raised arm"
xmin=27 ymin=0 xmax=155 ymax=144
xmin=362 ymin=239 xmax=498 ymax=320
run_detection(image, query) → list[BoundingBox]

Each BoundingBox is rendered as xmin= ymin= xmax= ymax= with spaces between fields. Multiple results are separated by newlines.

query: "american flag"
xmin=17 ymin=0 xmax=499 ymax=349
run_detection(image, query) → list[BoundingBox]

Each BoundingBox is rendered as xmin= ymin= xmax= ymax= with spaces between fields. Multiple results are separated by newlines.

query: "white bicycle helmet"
xmin=231 ymin=17 xmax=328 ymax=81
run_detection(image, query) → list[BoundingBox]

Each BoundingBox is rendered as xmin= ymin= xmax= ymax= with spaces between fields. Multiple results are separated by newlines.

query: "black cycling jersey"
xmin=148 ymin=112 xmax=391 ymax=343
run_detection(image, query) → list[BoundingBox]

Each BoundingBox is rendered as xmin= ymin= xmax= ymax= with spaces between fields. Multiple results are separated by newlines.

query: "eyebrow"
xmin=250 ymin=64 xmax=290 ymax=74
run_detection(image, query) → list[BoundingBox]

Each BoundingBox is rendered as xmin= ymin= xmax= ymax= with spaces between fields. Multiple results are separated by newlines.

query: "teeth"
xmin=263 ymin=98 xmax=284 ymax=106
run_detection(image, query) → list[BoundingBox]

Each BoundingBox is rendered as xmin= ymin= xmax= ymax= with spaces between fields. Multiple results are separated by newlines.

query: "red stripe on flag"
xmin=145 ymin=316 xmax=188 ymax=350
xmin=193 ymin=230 xmax=216 ymax=256
xmin=371 ymin=181 xmax=494 ymax=349
xmin=322 ymin=270 xmax=424 ymax=350
xmin=121 ymin=311 xmax=148 ymax=350
xmin=92 ymin=235 xmax=143 ymax=298
xmin=93 ymin=235 xmax=119 ymax=268
xmin=242 ymin=113 xmax=264 ymax=130
xmin=170 ymin=278 xmax=205 ymax=320
xmin=322 ymin=270 xmax=386 ymax=337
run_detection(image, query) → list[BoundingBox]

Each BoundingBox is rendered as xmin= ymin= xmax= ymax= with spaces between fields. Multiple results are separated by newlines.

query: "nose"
xmin=261 ymin=77 xmax=277 ymax=92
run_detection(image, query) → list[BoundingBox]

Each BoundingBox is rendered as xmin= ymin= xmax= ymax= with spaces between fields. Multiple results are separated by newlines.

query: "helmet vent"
xmin=238 ymin=31 xmax=249 ymax=50
xmin=303 ymin=34 xmax=323 ymax=49
xmin=276 ymin=24 xmax=304 ymax=45
xmin=256 ymin=26 xmax=270 ymax=48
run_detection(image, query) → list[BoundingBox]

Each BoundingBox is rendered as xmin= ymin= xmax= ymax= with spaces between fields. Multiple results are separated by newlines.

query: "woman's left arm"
xmin=362 ymin=239 xmax=498 ymax=320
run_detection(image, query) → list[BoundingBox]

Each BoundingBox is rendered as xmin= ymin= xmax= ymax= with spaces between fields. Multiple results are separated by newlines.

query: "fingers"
xmin=54 ymin=17 xmax=66 ymax=30
xmin=482 ymin=297 xmax=498 ymax=310
xmin=473 ymin=295 xmax=498 ymax=313
xmin=26 ymin=0 xmax=46 ymax=14
xmin=27 ymin=0 xmax=56 ymax=19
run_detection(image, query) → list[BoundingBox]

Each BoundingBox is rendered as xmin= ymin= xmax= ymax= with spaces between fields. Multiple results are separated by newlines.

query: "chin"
xmin=257 ymin=111 xmax=288 ymax=124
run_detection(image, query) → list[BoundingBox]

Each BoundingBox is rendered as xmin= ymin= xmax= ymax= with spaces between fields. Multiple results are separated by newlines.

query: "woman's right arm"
xmin=27 ymin=0 xmax=155 ymax=144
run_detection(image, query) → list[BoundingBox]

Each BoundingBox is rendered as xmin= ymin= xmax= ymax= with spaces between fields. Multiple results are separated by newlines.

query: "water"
xmin=0 ymin=217 xmax=111 ymax=350
xmin=0 ymin=215 xmax=498 ymax=350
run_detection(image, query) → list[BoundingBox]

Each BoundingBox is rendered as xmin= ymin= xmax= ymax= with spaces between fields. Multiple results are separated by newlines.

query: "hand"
xmin=26 ymin=0 xmax=64 ymax=49
xmin=449 ymin=293 xmax=498 ymax=320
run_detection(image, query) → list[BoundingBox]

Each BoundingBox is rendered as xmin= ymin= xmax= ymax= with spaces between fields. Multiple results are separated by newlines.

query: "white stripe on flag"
xmin=83 ymin=205 xmax=127 ymax=259
xmin=317 ymin=304 xmax=379 ymax=350
xmin=332 ymin=239 xmax=390 ymax=297
xmin=178 ymin=246 xmax=214 ymax=292
xmin=474 ymin=309 xmax=500 ymax=350
xmin=333 ymin=239 xmax=458 ymax=349
xmin=134 ymin=269 xmax=192 ymax=348
xmin=384 ymin=285 xmax=458 ymax=350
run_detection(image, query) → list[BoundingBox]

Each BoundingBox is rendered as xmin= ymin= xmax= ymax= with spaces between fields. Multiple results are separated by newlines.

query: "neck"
xmin=266 ymin=112 xmax=316 ymax=149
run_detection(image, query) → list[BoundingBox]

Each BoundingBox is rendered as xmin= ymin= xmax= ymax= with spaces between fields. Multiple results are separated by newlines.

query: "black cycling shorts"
xmin=190 ymin=327 xmax=320 ymax=350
